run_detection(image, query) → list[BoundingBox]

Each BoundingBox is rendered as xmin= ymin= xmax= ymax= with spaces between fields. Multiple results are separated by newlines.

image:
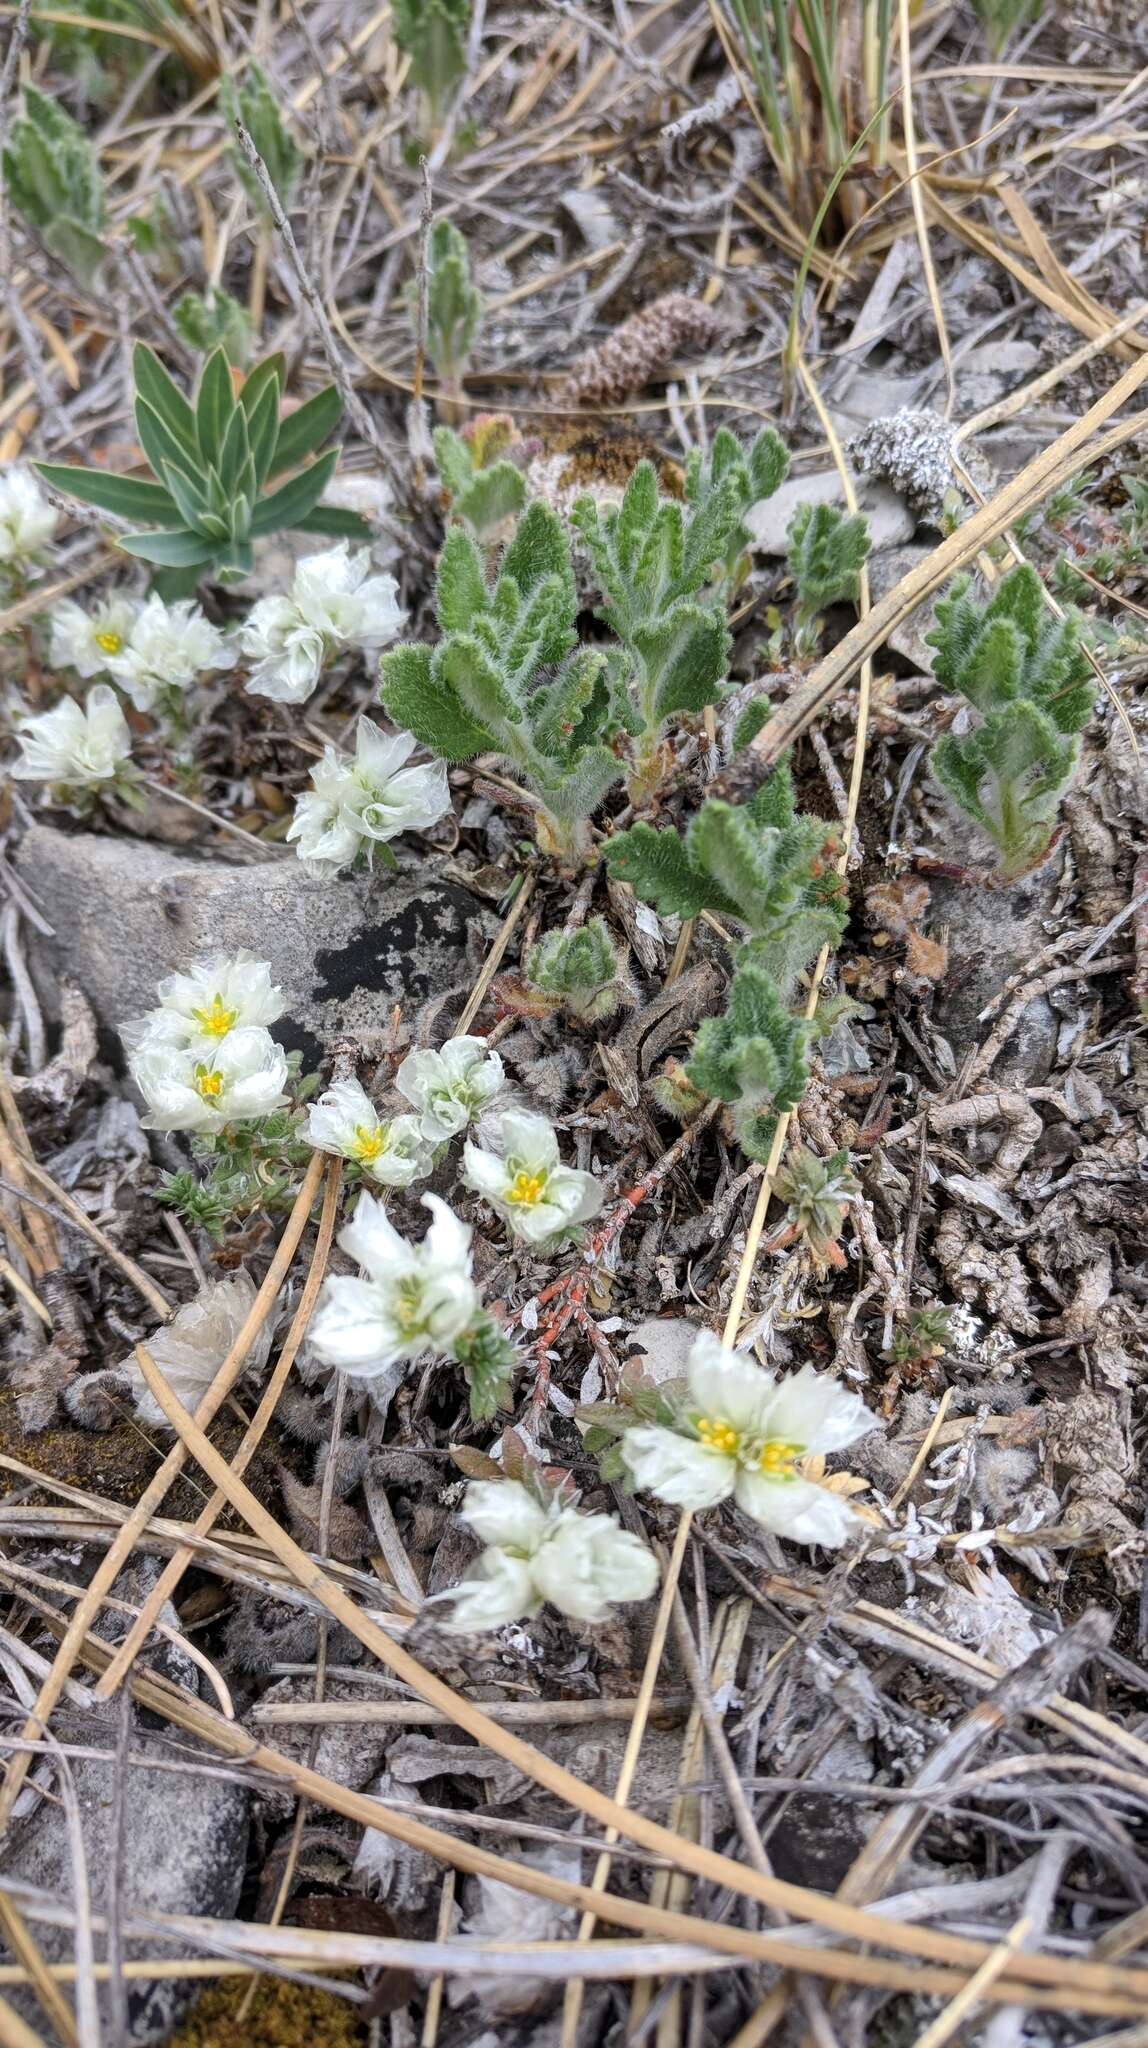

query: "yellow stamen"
xmin=94 ymin=629 xmax=123 ymax=655
xmin=758 ymin=1439 xmax=802 ymax=1476
xmin=192 ymin=993 xmax=238 ymax=1037
xmin=508 ymin=1170 xmax=545 ymax=1206
xmin=194 ymin=1066 xmax=224 ymax=1101
xmin=351 ymin=1123 xmax=386 ymax=1162
xmin=696 ymin=1417 xmax=739 ymax=1455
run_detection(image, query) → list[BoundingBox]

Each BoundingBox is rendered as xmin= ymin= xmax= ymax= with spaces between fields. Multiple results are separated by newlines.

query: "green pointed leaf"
xmin=238 ymin=353 xmax=286 ymax=420
xmin=118 ymin=528 xmax=216 ymax=566
xmin=286 ymin=503 xmax=372 ymax=539
xmin=269 ymin=384 xmax=341 ymax=476
xmin=249 ymin=448 xmax=339 ymax=535
xmin=245 ymin=377 xmax=281 ymax=488
xmin=35 ymin=462 xmax=183 ymax=525
xmin=195 ymin=347 xmax=235 ymax=463
xmin=133 ymin=343 xmax=199 ymax=461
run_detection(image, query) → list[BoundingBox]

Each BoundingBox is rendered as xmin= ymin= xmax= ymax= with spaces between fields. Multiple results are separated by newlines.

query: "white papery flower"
xmin=0 ymin=466 xmax=56 ymax=566
xmin=50 ymin=593 xmax=142 ymax=679
xmin=241 ymin=543 xmax=405 ymax=703
xmin=395 ymin=1036 xmax=505 ymax=1143
xmin=308 ymin=1191 xmax=480 ymax=1380
xmin=104 ymin=595 xmax=233 ymax=710
xmin=121 ymin=951 xmax=285 ymax=1055
xmin=619 ymin=1331 xmax=874 ymax=1548
xmin=462 ymin=1108 xmax=603 ymax=1247
xmin=443 ymin=1479 xmax=658 ymax=1633
xmin=130 ymin=1025 xmax=289 ymax=1133
xmin=307 ymin=1078 xmax=432 ymax=1187
xmin=287 ymin=721 xmax=451 ymax=877
xmin=10 ymin=684 xmax=132 ymax=788
xmin=122 ymin=1270 xmax=276 ymax=1428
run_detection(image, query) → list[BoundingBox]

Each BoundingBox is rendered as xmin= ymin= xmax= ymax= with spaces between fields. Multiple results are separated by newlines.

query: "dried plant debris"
xmin=1 ymin=6 xmax=1148 ymax=2044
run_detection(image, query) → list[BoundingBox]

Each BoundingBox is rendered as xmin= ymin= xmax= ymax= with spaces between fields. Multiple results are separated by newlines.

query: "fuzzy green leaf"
xmin=380 ymin=642 xmax=491 ymax=759
xmin=787 ymin=500 xmax=870 ymax=611
xmin=436 ymin=525 xmax=489 ymax=631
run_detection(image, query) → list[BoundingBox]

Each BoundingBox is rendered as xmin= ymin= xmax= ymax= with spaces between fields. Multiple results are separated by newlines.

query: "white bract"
xmin=308 ymin=1192 xmax=480 ymax=1380
xmin=130 ymin=1025 xmax=289 ymax=1133
xmin=0 ymin=466 xmax=56 ymax=567
xmin=104 ymin=594 xmax=233 ymax=711
xmin=286 ymin=722 xmax=451 ymax=877
xmin=443 ymin=1479 xmax=659 ymax=1632
xmin=307 ymin=1078 xmax=432 ymax=1187
xmin=121 ymin=951 xmax=286 ymax=1055
xmin=619 ymin=1331 xmax=874 ymax=1548
xmin=122 ymin=1270 xmax=276 ymax=1428
xmin=241 ymin=543 xmax=406 ymax=704
xmin=396 ymin=1036 xmax=505 ymax=1143
xmin=462 ymin=1108 xmax=603 ymax=1247
xmin=50 ymin=594 xmax=142 ymax=679
xmin=10 ymin=684 xmax=132 ymax=789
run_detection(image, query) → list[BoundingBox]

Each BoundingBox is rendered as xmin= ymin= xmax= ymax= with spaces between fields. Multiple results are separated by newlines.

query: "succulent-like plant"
xmin=392 ymin=0 xmax=471 ymax=118
xmin=3 ymin=86 xmax=107 ymax=287
xmin=606 ymin=761 xmax=847 ymax=1162
xmin=525 ymin=916 xmax=630 ymax=1023
xmin=927 ymin=563 xmax=1094 ymax=881
xmin=685 ymin=424 xmax=789 ymax=585
xmin=173 ymin=288 xmax=253 ymax=367
xmin=688 ymin=965 xmax=813 ymax=1162
xmin=787 ymin=501 xmax=870 ymax=619
xmin=604 ymin=758 xmax=845 ymax=994
xmin=37 ymin=344 xmax=368 ymax=598
xmin=379 ymin=501 xmax=623 ymax=859
xmin=434 ymin=421 xmax=525 ymax=542
xmin=220 ymin=62 xmax=303 ymax=217
xmin=773 ymin=1144 xmax=858 ymax=1270
xmin=571 ymin=460 xmax=748 ymax=797
xmin=414 ymin=219 xmax=482 ymax=395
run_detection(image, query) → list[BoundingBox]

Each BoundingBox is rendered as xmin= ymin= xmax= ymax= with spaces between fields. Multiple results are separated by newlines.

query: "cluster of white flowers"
xmin=124 ymin=952 xmax=291 ymax=1134
xmin=442 ymin=1479 xmax=659 ymax=1633
xmin=307 ymin=1078 xmax=432 ymax=1188
xmin=240 ymin=543 xmax=405 ymax=704
xmin=51 ymin=592 xmax=233 ymax=711
xmin=0 ymin=466 xmax=56 ymax=571
xmin=396 ymin=1036 xmax=505 ymax=1142
xmin=305 ymin=1036 xmax=504 ymax=1191
xmin=10 ymin=685 xmax=133 ymax=792
xmin=287 ymin=721 xmax=451 ymax=877
xmin=463 ymin=1107 xmax=602 ymax=1248
xmin=619 ymin=1331 xmax=874 ymax=1548
xmin=308 ymin=1190 xmax=481 ymax=1381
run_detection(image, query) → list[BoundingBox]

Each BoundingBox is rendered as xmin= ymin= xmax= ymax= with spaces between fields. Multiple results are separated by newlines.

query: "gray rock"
xmin=929 ymin=851 xmax=1062 ymax=1085
xmin=746 ymin=469 xmax=915 ymax=556
xmin=958 ymin=338 xmax=1040 ymax=416
xmin=864 ymin=544 xmax=938 ymax=671
xmin=16 ymin=825 xmax=486 ymax=1068
xmin=5 ymin=1715 xmax=248 ymax=2044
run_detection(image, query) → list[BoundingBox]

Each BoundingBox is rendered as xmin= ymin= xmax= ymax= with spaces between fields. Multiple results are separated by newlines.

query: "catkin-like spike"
xmin=560 ymin=295 xmax=724 ymax=407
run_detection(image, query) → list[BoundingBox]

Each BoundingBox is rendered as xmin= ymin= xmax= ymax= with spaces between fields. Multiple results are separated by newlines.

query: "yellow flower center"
xmin=758 ymin=1439 xmax=802 ymax=1477
xmin=508 ymin=1170 xmax=546 ymax=1205
xmin=351 ymin=1122 xmax=386 ymax=1162
xmin=193 ymin=1065 xmax=224 ymax=1101
xmin=693 ymin=1418 xmax=804 ymax=1476
xmin=94 ymin=629 xmax=124 ymax=655
xmin=696 ymin=1417 xmax=739 ymax=1455
xmin=191 ymin=994 xmax=238 ymax=1037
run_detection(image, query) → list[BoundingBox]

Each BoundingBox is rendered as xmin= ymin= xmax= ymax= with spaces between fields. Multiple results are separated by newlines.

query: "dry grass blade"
xmin=123 ymin=1341 xmax=1148 ymax=2011
xmin=94 ymin=1158 xmax=345 ymax=1697
xmin=734 ymin=344 xmax=1148 ymax=781
xmin=0 ymin=1152 xmax=327 ymax=1836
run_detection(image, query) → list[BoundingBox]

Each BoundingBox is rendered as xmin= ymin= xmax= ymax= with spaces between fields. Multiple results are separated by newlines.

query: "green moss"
xmin=165 ymin=1977 xmax=367 ymax=2047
